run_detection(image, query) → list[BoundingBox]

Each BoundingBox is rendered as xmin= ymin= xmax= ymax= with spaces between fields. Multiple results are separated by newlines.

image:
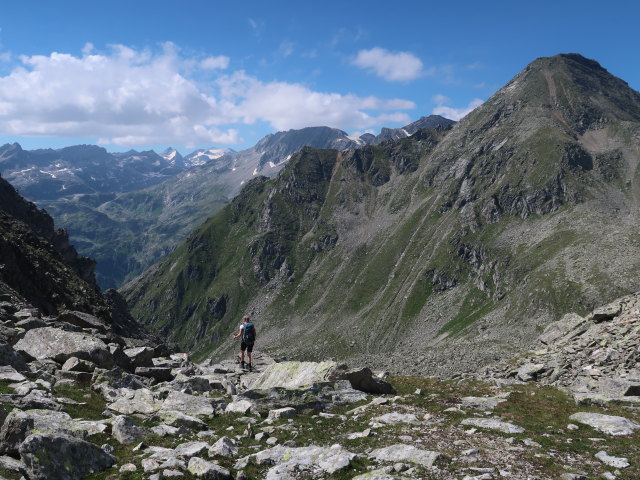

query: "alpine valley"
xmin=0 ymin=117 xmax=452 ymax=290
xmin=121 ymin=53 xmax=640 ymax=375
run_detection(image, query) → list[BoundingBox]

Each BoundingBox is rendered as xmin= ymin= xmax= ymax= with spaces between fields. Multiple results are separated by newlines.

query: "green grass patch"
xmin=437 ymin=288 xmax=495 ymax=337
xmin=0 ymin=380 xmax=15 ymax=394
xmin=53 ymin=383 xmax=107 ymax=420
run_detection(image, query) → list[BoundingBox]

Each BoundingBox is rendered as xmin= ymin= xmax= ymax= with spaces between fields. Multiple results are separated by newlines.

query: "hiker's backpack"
xmin=242 ymin=322 xmax=255 ymax=344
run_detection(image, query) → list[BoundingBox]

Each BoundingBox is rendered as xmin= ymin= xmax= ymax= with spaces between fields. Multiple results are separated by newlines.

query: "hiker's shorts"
xmin=240 ymin=341 xmax=254 ymax=352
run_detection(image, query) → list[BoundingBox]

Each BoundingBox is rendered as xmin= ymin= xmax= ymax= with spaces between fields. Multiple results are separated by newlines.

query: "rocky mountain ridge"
xmin=122 ymin=53 xmax=640 ymax=378
xmin=0 ymin=144 xmax=187 ymax=203
xmin=39 ymin=117 xmax=453 ymax=289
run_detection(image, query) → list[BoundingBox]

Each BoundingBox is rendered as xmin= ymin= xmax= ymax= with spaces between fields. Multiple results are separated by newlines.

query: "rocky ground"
xmin=1 ymin=293 xmax=640 ymax=479
xmin=482 ymin=292 xmax=640 ymax=403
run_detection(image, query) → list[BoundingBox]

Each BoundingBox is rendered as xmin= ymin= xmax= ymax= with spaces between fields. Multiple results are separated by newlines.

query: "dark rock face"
xmin=0 ymin=176 xmax=100 ymax=291
xmin=0 ymin=175 xmax=159 ymax=345
xmin=0 ymin=176 xmax=105 ymax=316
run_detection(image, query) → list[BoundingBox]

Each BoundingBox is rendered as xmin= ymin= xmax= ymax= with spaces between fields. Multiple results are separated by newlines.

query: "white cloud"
xmin=352 ymin=47 xmax=424 ymax=82
xmin=216 ymin=71 xmax=414 ymax=131
xmin=431 ymin=94 xmax=450 ymax=105
xmin=200 ymin=55 xmax=230 ymax=70
xmin=0 ymin=44 xmax=416 ymax=147
xmin=0 ymin=45 xmax=237 ymax=147
xmin=432 ymin=97 xmax=484 ymax=121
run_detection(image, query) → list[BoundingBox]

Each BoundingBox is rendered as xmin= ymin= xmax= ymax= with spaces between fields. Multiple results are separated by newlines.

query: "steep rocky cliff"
xmin=0 ymin=175 xmax=106 ymax=316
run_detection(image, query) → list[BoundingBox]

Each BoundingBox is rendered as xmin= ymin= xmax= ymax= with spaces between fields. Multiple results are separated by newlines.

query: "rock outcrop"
xmin=484 ymin=291 xmax=640 ymax=404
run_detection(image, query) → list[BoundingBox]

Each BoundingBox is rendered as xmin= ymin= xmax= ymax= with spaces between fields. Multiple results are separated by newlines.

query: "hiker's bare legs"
xmin=247 ymin=351 xmax=252 ymax=366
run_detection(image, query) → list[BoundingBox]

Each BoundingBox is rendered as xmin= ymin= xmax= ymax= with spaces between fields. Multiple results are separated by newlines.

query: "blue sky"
xmin=0 ymin=0 xmax=638 ymax=154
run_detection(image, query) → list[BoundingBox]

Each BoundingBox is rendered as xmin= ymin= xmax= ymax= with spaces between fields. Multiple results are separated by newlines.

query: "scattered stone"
xmin=151 ymin=424 xmax=183 ymax=437
xmin=590 ymin=301 xmax=622 ymax=322
xmin=268 ymin=407 xmax=297 ymax=420
xmin=371 ymin=412 xmax=419 ymax=425
xmin=370 ymin=444 xmax=440 ymax=467
xmin=517 ymin=363 xmax=546 ymax=381
xmin=56 ymin=311 xmax=110 ymax=333
xmin=123 ymin=346 xmax=155 ymax=368
xmin=346 ymin=428 xmax=372 ymax=439
xmin=172 ymin=441 xmax=209 ymax=459
xmin=569 ymin=412 xmax=640 ymax=436
xmin=352 ymin=469 xmax=396 ymax=480
xmin=107 ymin=388 xmax=163 ymax=415
xmin=0 ymin=408 xmax=94 ymax=455
xmin=0 ymin=365 xmax=26 ymax=382
xmin=595 ymin=450 xmax=630 ymax=468
xmin=236 ymin=380 xmax=366 ymax=414
xmin=164 ymin=469 xmax=185 ymax=477
xmin=461 ymin=418 xmax=525 ymax=434
xmin=159 ymin=390 xmax=225 ymax=418
xmin=225 ymin=399 xmax=253 ymax=414
xmin=120 ymin=463 xmax=137 ymax=472
xmin=135 ymin=366 xmax=174 ymax=382
xmin=0 ymin=455 xmax=23 ymax=472
xmin=254 ymin=432 xmax=268 ymax=441
xmin=160 ymin=410 xmax=208 ymax=430
xmin=56 ymin=369 xmax=93 ymax=386
xmin=328 ymin=365 xmax=396 ymax=394
xmin=461 ymin=392 xmax=510 ymax=410
xmin=236 ymin=444 xmax=357 ymax=475
xmin=209 ymin=436 xmax=238 ymax=457
xmin=188 ymin=456 xmax=232 ymax=479
xmin=246 ymin=360 xmax=394 ymax=394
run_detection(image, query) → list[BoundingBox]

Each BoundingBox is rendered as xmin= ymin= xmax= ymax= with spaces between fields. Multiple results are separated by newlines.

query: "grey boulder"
xmin=123 ymin=346 xmax=155 ymax=368
xmin=111 ymin=415 xmax=149 ymax=444
xmin=19 ymin=433 xmax=116 ymax=480
xmin=569 ymin=412 xmax=640 ymax=436
xmin=208 ymin=436 xmax=238 ymax=458
xmin=461 ymin=417 xmax=525 ymax=434
xmin=370 ymin=444 xmax=441 ymax=467
xmin=188 ymin=456 xmax=232 ymax=479
xmin=236 ymin=444 xmax=357 ymax=475
xmin=56 ymin=311 xmax=110 ymax=333
xmin=14 ymin=327 xmax=113 ymax=368
xmin=0 ymin=409 xmax=88 ymax=455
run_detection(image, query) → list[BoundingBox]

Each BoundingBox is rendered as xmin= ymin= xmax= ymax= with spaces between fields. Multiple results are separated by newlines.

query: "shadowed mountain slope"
xmin=123 ymin=54 xmax=640 ymax=375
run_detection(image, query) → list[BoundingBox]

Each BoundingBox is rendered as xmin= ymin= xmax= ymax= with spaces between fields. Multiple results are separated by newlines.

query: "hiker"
xmin=233 ymin=315 xmax=256 ymax=371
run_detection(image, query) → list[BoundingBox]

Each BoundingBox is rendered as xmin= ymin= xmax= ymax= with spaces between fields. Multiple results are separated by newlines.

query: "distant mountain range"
xmin=0 ymin=116 xmax=454 ymax=288
xmin=122 ymin=54 xmax=640 ymax=376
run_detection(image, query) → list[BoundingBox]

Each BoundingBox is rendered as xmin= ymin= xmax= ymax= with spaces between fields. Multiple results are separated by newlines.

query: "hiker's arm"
xmin=233 ymin=325 xmax=243 ymax=338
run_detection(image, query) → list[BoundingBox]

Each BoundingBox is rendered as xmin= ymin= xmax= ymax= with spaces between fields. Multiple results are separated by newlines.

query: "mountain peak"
xmin=462 ymin=52 xmax=640 ymax=137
